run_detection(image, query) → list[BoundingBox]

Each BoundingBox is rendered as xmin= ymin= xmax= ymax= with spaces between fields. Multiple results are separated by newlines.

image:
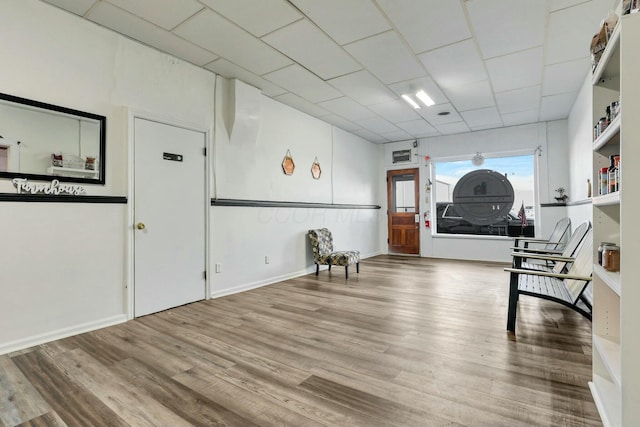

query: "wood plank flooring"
xmin=0 ymin=255 xmax=601 ymax=427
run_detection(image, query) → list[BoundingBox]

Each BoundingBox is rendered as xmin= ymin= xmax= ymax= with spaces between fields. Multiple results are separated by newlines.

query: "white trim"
xmin=126 ymin=108 xmax=213 ymax=320
xmin=0 ymin=315 xmax=127 ymax=356
xmin=210 ymin=251 xmax=381 ymax=299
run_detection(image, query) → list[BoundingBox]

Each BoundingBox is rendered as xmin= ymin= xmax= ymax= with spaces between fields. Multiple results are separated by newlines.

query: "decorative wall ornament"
xmin=282 ymin=149 xmax=295 ymax=175
xmin=12 ymin=178 xmax=86 ymax=195
xmin=311 ymin=157 xmax=321 ymax=180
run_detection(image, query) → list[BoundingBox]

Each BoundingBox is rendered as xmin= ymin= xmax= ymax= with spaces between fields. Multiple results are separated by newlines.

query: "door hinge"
xmin=387 ymin=238 xmax=389 ymax=243
xmin=203 ymin=147 xmax=207 ymax=156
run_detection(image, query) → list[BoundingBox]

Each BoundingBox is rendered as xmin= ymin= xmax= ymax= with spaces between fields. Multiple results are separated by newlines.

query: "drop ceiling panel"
xmin=435 ymin=121 xmax=470 ymax=135
xmin=395 ymin=119 xmax=438 ymax=137
xmin=388 ymin=77 xmax=448 ymax=106
xmin=416 ymin=103 xmax=462 ymax=125
xmin=466 ymin=0 xmax=546 ymax=59
xmin=327 ymin=70 xmax=397 ymax=106
xmin=105 ymin=0 xmax=204 ymax=31
xmin=344 ymin=31 xmax=426 ymax=84
xmin=317 ymin=97 xmax=378 ymax=121
xmin=274 ymin=92 xmax=330 ymax=118
xmin=444 ymin=80 xmax=495 ymax=112
xmin=198 ymin=0 xmax=301 ymax=37
xmin=88 ymin=3 xmax=218 ymax=66
xmin=321 ymin=114 xmax=361 ymax=132
xmin=486 ymin=47 xmax=543 ymax=93
xmin=377 ymin=0 xmax=471 ymax=53
xmin=41 ymin=0 xmax=97 ymax=16
xmin=542 ymin=57 xmax=590 ymax=96
xmin=369 ymin=100 xmax=422 ymax=123
xmin=289 ymin=0 xmax=390 ymax=45
xmin=546 ymin=0 xmax=611 ymax=65
xmin=262 ymin=20 xmax=361 ymax=80
xmin=460 ymin=107 xmax=502 ymax=129
xmin=550 ymin=0 xmax=591 ymax=12
xmin=173 ymin=9 xmax=292 ymax=75
xmin=353 ymin=128 xmax=388 ymax=143
xmin=496 ymin=85 xmax=541 ymax=114
xmin=355 ymin=116 xmax=399 ymax=134
xmin=502 ymin=109 xmax=540 ymax=126
xmin=418 ymin=39 xmax=487 ymax=89
xmin=381 ymin=129 xmax=413 ymax=142
xmin=540 ymin=92 xmax=578 ymax=121
xmin=204 ymin=58 xmax=287 ymax=97
xmin=262 ymin=64 xmax=342 ymax=103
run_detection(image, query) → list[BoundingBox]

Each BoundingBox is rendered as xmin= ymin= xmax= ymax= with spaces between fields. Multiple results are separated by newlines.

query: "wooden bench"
xmin=504 ymin=229 xmax=593 ymax=332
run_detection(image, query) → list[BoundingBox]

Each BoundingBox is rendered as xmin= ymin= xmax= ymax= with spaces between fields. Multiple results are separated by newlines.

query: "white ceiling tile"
xmin=460 ymin=107 xmax=502 ymax=129
xmin=88 ymin=3 xmax=218 ymax=66
xmin=486 ymin=47 xmax=544 ymax=92
xmin=381 ymin=129 xmax=414 ymax=142
xmin=369 ymin=100 xmax=422 ymax=123
xmin=262 ymin=64 xmax=342 ymax=103
xmin=321 ymin=114 xmax=361 ymax=132
xmin=204 ymin=59 xmax=287 ymax=97
xmin=173 ymin=9 xmax=292 ymax=75
xmin=417 ymin=103 xmax=462 ymax=125
xmin=496 ymin=86 xmax=541 ymax=114
xmin=106 ymin=0 xmax=204 ymax=30
xmin=550 ymin=0 xmax=591 ymax=12
xmin=317 ymin=97 xmax=377 ymax=121
xmin=418 ymin=39 xmax=487 ymax=89
xmin=354 ymin=117 xmax=399 ymax=134
xmin=466 ymin=0 xmax=546 ymax=59
xmin=540 ymin=92 xmax=579 ymax=121
xmin=262 ymin=20 xmax=361 ymax=80
xmin=501 ymin=109 xmax=540 ymax=126
xmin=546 ymin=0 xmax=611 ymax=64
xmin=388 ymin=77 xmax=448 ymax=105
xmin=435 ymin=122 xmax=470 ymax=135
xmin=542 ymin=57 xmax=590 ymax=96
xmin=327 ymin=70 xmax=397 ymax=106
xmin=344 ymin=31 xmax=426 ymax=84
xmin=198 ymin=0 xmax=301 ymax=37
xmin=444 ymin=80 xmax=495 ymax=112
xmin=274 ymin=93 xmax=330 ymax=118
xmin=289 ymin=0 xmax=390 ymax=45
xmin=41 ymin=0 xmax=97 ymax=16
xmin=353 ymin=129 xmax=389 ymax=143
xmin=395 ymin=119 xmax=439 ymax=137
xmin=377 ymin=0 xmax=471 ymax=53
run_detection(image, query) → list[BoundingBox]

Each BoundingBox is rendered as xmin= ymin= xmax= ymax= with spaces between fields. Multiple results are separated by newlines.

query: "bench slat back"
xmin=552 ymin=221 xmax=591 ymax=274
xmin=565 ymin=229 xmax=593 ymax=302
xmin=545 ymin=217 xmax=572 ymax=250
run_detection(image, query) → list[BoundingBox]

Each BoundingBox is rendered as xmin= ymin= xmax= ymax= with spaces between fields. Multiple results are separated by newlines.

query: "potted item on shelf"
xmin=554 ymin=187 xmax=568 ymax=203
xmin=51 ymin=153 xmax=63 ymax=167
xmin=85 ymin=156 xmax=96 ymax=170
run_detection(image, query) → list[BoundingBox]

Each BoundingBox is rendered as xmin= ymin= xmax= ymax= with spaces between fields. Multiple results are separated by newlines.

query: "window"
xmin=434 ymin=154 xmax=535 ymax=237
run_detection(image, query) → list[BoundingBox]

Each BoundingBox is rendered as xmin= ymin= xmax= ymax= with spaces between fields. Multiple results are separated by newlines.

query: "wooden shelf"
xmin=594 ymin=335 xmax=622 ymax=387
xmin=593 ymin=114 xmax=621 ymax=151
xmin=47 ymin=166 xmax=98 ymax=177
xmin=590 ymin=375 xmax=621 ymax=427
xmin=592 ymin=192 xmax=620 ymax=206
xmin=594 ymin=264 xmax=621 ymax=296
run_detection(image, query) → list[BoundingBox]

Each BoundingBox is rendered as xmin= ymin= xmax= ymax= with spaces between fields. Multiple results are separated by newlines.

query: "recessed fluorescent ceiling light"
xmin=401 ymin=94 xmax=420 ymax=109
xmin=416 ymin=90 xmax=435 ymax=107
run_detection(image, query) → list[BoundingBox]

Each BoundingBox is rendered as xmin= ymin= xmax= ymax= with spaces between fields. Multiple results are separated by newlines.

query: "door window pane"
xmin=393 ymin=174 xmax=415 ymax=212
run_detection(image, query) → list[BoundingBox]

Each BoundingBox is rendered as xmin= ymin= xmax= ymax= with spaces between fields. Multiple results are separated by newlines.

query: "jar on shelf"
xmin=598 ymin=242 xmax=615 ymax=265
xmin=600 ymin=167 xmax=609 ymax=195
xmin=602 ymin=244 xmax=620 ymax=272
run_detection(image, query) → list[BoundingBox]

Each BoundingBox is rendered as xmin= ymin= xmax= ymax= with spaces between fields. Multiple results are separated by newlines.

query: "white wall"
xmin=380 ymin=122 xmax=570 ymax=262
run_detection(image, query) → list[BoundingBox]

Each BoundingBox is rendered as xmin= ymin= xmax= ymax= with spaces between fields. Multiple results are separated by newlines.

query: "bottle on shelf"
xmin=608 ymin=155 xmax=619 ymax=194
xmin=600 ymin=166 xmax=609 ymax=195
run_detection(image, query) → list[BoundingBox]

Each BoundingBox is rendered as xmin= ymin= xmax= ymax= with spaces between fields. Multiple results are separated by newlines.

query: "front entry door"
xmin=134 ymin=117 xmax=206 ymax=317
xmin=387 ymin=168 xmax=420 ymax=254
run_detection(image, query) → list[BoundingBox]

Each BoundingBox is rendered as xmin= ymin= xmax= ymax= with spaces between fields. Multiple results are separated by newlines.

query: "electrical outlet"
xmin=265 ymin=256 xmax=270 ymax=264
xmin=215 ymin=263 xmax=222 ymax=273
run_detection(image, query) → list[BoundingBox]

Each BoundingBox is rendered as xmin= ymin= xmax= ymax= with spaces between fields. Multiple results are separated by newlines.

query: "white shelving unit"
xmin=47 ymin=165 xmax=98 ymax=178
xmin=590 ymin=11 xmax=640 ymax=427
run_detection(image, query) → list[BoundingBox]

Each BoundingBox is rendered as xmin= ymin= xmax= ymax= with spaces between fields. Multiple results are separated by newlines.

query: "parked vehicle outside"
xmin=435 ymin=202 xmax=535 ymax=237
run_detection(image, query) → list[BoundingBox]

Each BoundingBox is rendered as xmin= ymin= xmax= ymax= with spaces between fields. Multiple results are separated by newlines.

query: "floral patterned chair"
xmin=308 ymin=228 xmax=360 ymax=279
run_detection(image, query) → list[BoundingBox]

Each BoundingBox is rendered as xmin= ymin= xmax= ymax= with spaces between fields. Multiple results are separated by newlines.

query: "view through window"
xmin=434 ymin=154 xmax=535 ymax=236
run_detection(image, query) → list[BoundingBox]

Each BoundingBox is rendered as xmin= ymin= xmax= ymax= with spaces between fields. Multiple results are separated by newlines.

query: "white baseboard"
xmin=0 ymin=314 xmax=127 ymax=356
xmin=210 ymin=251 xmax=382 ymax=299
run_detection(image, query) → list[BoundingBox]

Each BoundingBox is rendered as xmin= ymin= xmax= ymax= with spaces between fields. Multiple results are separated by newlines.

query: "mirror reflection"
xmin=0 ymin=93 xmax=105 ymax=184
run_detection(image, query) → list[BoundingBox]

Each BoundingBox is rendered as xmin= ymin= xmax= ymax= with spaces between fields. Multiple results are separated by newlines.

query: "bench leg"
xmin=328 ymin=264 xmax=332 ymax=272
xmin=345 ymin=266 xmax=349 ymax=279
xmin=315 ymin=264 xmax=319 ymax=275
xmin=507 ymin=272 xmax=519 ymax=332
xmin=356 ymin=262 xmax=360 ymax=273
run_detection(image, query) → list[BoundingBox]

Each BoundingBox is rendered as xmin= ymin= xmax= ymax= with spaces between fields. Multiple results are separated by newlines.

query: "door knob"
xmin=136 ymin=222 xmax=146 ymax=230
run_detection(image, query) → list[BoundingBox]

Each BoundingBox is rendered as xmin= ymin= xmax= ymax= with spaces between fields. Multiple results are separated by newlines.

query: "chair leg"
xmin=507 ymin=272 xmax=519 ymax=332
xmin=356 ymin=262 xmax=360 ymax=273
xmin=345 ymin=266 xmax=348 ymax=279
xmin=316 ymin=264 xmax=319 ymax=275
xmin=328 ymin=264 xmax=332 ymax=271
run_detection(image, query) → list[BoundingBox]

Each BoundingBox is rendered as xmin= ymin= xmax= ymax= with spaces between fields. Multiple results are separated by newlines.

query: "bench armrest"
xmin=510 ymin=246 xmax=563 ymax=254
xmin=504 ymin=267 xmax=592 ymax=282
xmin=510 ymin=252 xmax=575 ymax=263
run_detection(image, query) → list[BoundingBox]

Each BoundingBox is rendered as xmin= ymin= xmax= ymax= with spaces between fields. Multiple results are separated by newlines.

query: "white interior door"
xmin=134 ymin=117 xmax=206 ymax=317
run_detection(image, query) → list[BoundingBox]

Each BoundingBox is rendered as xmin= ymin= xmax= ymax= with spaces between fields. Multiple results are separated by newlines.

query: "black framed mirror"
xmin=0 ymin=92 xmax=106 ymax=185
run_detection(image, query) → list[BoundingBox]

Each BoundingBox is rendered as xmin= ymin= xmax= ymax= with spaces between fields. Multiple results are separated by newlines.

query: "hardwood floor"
xmin=0 ymin=255 xmax=601 ymax=427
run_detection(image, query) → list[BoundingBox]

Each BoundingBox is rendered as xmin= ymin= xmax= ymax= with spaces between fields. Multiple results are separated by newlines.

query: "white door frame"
xmin=126 ymin=109 xmax=212 ymax=320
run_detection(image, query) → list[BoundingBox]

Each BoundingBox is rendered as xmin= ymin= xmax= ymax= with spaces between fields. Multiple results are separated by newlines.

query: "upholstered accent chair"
xmin=308 ymin=228 xmax=360 ymax=279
